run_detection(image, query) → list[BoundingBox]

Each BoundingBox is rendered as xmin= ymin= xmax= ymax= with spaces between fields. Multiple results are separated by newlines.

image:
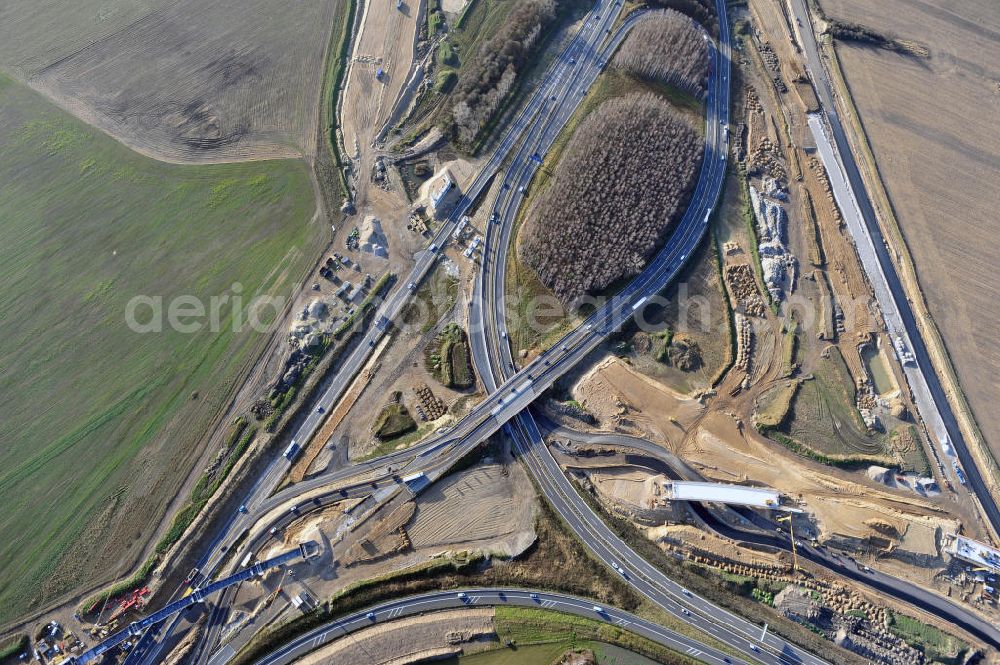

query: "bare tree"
xmin=614 ymin=10 xmax=709 ymax=98
xmin=519 ymin=93 xmax=702 ymax=305
xmin=445 ymin=0 xmax=558 ymax=148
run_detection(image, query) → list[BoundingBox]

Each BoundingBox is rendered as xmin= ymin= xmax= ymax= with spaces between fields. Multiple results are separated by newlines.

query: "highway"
xmin=201 ymin=2 xmax=818 ymax=663
xmin=250 ymin=588 xmax=746 ymax=665
xmin=466 ymin=0 xmax=841 ymax=663
xmin=544 ymin=419 xmax=1000 ymax=649
xmin=787 ymin=0 xmax=1000 ymax=538
xmin=191 ymin=0 xmax=637 ymax=589
xmin=78 ymin=0 xmax=997 ymax=662
xmin=176 ymin=3 xmax=642 ymax=664
xmin=470 ymin=0 xmax=994 ymax=657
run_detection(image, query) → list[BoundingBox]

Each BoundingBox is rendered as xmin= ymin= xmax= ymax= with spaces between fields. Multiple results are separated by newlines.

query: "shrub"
xmin=425 ymin=323 xmax=474 ymax=388
xmin=519 ymin=93 xmax=702 ymax=304
xmin=437 ymin=41 xmax=458 ymax=67
xmin=372 ymin=394 xmax=417 ymax=440
xmin=613 ymin=10 xmax=709 ymax=98
xmin=435 ymin=69 xmax=458 ymax=93
xmin=428 ymin=10 xmax=444 ymax=37
xmin=0 ymin=634 xmax=28 ymax=662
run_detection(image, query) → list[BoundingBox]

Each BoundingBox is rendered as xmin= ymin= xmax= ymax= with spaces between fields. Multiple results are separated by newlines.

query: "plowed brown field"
xmin=0 ymin=0 xmax=342 ymax=162
xmin=820 ymin=0 xmax=1000 ymax=461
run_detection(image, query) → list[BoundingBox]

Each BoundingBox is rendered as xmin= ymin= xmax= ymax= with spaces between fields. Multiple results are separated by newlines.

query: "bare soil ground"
xmin=817 ymin=0 xmax=1000 ymax=465
xmin=571 ymin=357 xmax=705 ymax=452
xmin=408 ymin=463 xmax=537 ymax=555
xmin=340 ymin=0 xmax=420 ymax=208
xmin=690 ymin=411 xmax=957 ymax=542
xmin=2 ymin=0 xmax=342 ymax=163
xmin=586 ymin=467 xmax=667 ymax=510
xmin=232 ymin=462 xmax=538 ymax=646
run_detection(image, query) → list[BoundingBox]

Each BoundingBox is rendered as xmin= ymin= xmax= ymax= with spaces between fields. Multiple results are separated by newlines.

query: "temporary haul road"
xmin=540 ymin=419 xmax=1000 ymax=647
xmin=85 ymin=4 xmax=664 ymax=665
xmin=466 ymin=1 xmax=841 ymax=663
xmin=473 ymin=0 xmax=1000 ymax=656
xmin=106 ymin=7 xmax=644 ymax=664
xmin=68 ymin=0 xmax=1000 ymax=662
xmin=787 ymin=0 xmax=1000 ymax=539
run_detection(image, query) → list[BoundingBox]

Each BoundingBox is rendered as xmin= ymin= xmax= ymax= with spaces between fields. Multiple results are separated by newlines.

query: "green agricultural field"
xmin=0 ymin=74 xmax=322 ymax=625
xmin=487 ymin=607 xmax=697 ymax=665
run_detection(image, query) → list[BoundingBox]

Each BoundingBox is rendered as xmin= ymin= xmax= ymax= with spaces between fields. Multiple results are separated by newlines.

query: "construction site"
xmin=8 ymin=0 xmax=1000 ymax=663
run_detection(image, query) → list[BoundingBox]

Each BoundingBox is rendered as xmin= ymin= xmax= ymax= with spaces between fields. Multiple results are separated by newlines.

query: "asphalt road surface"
xmin=84 ymin=1 xmax=998 ymax=663
xmin=252 ymin=588 xmax=750 ymax=665
xmin=545 ymin=420 xmax=1000 ymax=649
xmin=787 ymin=0 xmax=1000 ymax=537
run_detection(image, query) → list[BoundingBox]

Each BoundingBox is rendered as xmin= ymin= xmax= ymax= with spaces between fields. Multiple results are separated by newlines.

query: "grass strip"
xmin=494 ymin=606 xmax=702 ymax=664
xmin=0 ymin=634 xmax=28 ymax=663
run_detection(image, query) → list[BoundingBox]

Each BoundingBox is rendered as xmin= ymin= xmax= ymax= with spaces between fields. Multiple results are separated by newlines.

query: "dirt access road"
xmin=816 ymin=0 xmax=1000 ymax=489
xmin=340 ymin=0 xmax=421 ymax=209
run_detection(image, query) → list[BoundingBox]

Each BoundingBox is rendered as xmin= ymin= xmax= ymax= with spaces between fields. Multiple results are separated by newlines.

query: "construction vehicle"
xmin=249 ymin=585 xmax=283 ymax=622
xmin=777 ymin=515 xmax=799 ymax=572
xmin=953 ymin=461 xmax=968 ymax=485
xmin=107 ymin=588 xmax=149 ymax=623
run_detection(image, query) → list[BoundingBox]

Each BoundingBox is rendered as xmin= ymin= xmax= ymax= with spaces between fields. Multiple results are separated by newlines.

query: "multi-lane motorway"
xmin=543 ymin=419 xmax=1000 ymax=648
xmin=254 ymin=588 xmax=744 ymax=665
xmin=467 ymin=4 xmax=843 ymax=662
xmin=77 ymin=0 xmax=1000 ymax=662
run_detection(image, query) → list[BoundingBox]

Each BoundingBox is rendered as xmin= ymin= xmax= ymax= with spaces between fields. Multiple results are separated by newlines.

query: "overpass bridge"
xmin=70 ymin=542 xmax=319 ymax=665
xmin=659 ymin=481 xmax=798 ymax=512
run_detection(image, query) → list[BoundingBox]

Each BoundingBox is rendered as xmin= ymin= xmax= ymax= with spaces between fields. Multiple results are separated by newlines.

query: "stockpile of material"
xmin=749 ymin=182 xmax=797 ymax=300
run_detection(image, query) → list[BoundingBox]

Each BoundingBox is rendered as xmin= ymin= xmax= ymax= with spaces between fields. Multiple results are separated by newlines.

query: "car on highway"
xmin=408 ymin=282 xmax=416 ymax=291
xmin=592 ymin=606 xmax=604 ymax=614
xmin=457 ymin=592 xmax=467 ymax=600
xmin=316 ymin=406 xmax=324 ymax=413
xmin=366 ymin=612 xmax=376 ymax=621
xmin=530 ymin=593 xmax=540 ymax=601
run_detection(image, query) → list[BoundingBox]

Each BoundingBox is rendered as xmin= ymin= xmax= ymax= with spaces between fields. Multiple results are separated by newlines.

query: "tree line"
xmin=445 ymin=0 xmax=558 ymax=148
